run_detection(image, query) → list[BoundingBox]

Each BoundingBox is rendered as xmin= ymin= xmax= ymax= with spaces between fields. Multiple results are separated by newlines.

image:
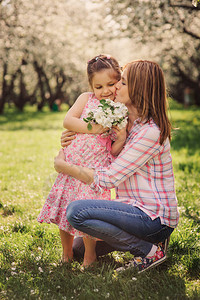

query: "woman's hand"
xmin=54 ymin=148 xmax=94 ymax=184
xmin=110 ymin=126 xmax=127 ymax=157
xmin=60 ymin=125 xmax=109 ymax=148
xmin=112 ymin=126 xmax=127 ymax=143
xmin=54 ymin=148 xmax=66 ymax=173
xmin=61 ymin=129 xmax=76 ymax=148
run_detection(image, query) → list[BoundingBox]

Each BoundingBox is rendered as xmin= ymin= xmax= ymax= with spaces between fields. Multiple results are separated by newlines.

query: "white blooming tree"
xmin=93 ymin=0 xmax=200 ymax=105
xmin=1 ymin=0 xmax=200 ymax=113
xmin=0 ymin=0 xmax=105 ymax=113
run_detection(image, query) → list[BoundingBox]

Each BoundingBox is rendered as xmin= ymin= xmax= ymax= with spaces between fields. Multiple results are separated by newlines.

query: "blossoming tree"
xmin=0 ymin=0 xmax=105 ymax=113
xmin=93 ymin=0 xmax=200 ymax=105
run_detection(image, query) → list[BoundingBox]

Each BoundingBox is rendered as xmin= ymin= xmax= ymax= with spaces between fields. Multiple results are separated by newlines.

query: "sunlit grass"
xmin=0 ymin=102 xmax=200 ymax=299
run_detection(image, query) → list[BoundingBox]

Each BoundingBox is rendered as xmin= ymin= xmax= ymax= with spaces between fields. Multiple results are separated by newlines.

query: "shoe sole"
xmin=138 ymin=255 xmax=167 ymax=274
xmin=163 ymin=237 xmax=170 ymax=253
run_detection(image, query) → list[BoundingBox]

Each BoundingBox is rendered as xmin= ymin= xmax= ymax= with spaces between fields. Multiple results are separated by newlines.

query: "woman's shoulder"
xmin=144 ymin=120 xmax=160 ymax=139
xmin=131 ymin=119 xmax=160 ymax=142
xmin=143 ymin=121 xmax=171 ymax=148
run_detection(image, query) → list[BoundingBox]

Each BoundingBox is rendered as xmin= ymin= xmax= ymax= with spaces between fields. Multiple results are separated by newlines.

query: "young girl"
xmin=37 ymin=54 xmax=124 ymax=267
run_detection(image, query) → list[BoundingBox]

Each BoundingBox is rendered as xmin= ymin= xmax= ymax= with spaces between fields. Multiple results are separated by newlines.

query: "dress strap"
xmin=88 ymin=92 xmax=95 ymax=100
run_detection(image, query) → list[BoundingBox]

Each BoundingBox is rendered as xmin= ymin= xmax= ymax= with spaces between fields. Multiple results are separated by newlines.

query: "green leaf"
xmin=103 ymin=104 xmax=110 ymax=109
xmin=100 ymin=99 xmax=106 ymax=105
xmin=87 ymin=123 xmax=92 ymax=130
xmin=83 ymin=118 xmax=88 ymax=123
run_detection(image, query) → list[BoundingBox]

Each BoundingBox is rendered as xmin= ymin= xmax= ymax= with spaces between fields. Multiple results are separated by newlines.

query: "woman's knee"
xmin=66 ymin=199 xmax=96 ymax=227
xmin=66 ymin=200 xmax=81 ymax=225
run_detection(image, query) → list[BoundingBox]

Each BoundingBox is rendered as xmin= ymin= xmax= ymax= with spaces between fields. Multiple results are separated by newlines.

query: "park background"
xmin=0 ymin=0 xmax=200 ymax=299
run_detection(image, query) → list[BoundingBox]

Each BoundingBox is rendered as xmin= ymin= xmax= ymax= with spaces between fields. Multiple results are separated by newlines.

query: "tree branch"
xmin=170 ymin=4 xmax=200 ymax=10
xmin=169 ymin=0 xmax=200 ymax=10
xmin=183 ymin=27 xmax=200 ymax=39
xmin=166 ymin=3 xmax=200 ymax=40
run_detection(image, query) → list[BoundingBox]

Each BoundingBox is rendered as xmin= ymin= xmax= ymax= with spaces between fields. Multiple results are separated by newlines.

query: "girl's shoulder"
xmin=81 ymin=93 xmax=99 ymax=113
xmin=87 ymin=92 xmax=97 ymax=100
xmin=77 ymin=92 xmax=97 ymax=103
xmin=78 ymin=92 xmax=90 ymax=101
xmin=86 ymin=92 xmax=99 ymax=105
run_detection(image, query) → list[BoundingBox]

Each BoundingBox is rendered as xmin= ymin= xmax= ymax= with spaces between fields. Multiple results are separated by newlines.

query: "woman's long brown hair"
xmin=125 ymin=60 xmax=171 ymax=145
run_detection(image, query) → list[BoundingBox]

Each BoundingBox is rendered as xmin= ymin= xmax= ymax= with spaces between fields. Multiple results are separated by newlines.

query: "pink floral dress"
xmin=37 ymin=93 xmax=113 ymax=237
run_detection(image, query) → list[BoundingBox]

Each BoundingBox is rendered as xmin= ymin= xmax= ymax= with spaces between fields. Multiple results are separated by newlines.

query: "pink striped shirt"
xmin=91 ymin=118 xmax=179 ymax=228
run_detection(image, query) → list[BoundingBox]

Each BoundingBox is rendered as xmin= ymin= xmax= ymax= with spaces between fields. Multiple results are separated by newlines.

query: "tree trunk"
xmin=33 ymin=60 xmax=49 ymax=110
xmin=0 ymin=63 xmax=8 ymax=114
xmin=12 ymin=68 xmax=30 ymax=111
xmin=48 ymin=71 xmax=67 ymax=110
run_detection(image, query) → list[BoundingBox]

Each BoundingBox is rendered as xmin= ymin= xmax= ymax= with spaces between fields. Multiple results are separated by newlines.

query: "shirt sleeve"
xmin=90 ymin=126 xmax=162 ymax=191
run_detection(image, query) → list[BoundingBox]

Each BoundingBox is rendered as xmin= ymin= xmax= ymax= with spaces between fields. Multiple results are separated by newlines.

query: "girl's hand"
xmin=61 ymin=129 xmax=76 ymax=147
xmin=91 ymin=124 xmax=110 ymax=134
xmin=54 ymin=149 xmax=66 ymax=173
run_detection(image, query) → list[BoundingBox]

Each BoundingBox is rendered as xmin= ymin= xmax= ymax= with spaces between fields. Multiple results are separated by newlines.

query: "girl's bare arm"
xmin=63 ymin=93 xmax=107 ymax=134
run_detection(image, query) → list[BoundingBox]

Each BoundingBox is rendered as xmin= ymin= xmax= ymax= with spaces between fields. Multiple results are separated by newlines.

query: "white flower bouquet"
xmin=84 ymin=99 xmax=128 ymax=130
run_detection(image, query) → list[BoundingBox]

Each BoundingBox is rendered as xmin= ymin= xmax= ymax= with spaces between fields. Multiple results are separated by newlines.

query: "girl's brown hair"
xmin=125 ymin=60 xmax=171 ymax=145
xmin=87 ymin=54 xmax=121 ymax=87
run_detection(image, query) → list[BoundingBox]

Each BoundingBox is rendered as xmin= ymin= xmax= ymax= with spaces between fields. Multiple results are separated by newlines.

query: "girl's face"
xmin=91 ymin=69 xmax=119 ymax=101
xmin=115 ymin=68 xmax=131 ymax=106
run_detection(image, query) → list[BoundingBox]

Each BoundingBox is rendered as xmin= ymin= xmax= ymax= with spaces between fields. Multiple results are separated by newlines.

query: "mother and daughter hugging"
xmin=37 ymin=54 xmax=179 ymax=273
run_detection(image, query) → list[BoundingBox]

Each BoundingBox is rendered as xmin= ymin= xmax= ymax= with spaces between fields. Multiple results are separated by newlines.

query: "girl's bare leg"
xmin=59 ymin=229 xmax=74 ymax=262
xmin=83 ymin=237 xmax=97 ymax=267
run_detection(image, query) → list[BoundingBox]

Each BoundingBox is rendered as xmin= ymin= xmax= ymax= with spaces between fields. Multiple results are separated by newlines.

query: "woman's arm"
xmin=95 ymin=126 xmax=162 ymax=189
xmin=54 ymin=149 xmax=94 ymax=184
xmin=63 ymin=93 xmax=107 ymax=134
xmin=55 ymin=125 xmax=162 ymax=189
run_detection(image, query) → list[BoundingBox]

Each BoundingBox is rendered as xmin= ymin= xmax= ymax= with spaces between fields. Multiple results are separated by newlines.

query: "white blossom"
xmin=84 ymin=99 xmax=128 ymax=130
xmin=38 ymin=267 xmax=43 ymax=272
xmin=132 ymin=277 xmax=137 ymax=281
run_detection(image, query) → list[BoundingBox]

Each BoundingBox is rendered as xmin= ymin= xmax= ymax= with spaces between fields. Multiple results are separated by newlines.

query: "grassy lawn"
xmin=0 ymin=102 xmax=200 ymax=300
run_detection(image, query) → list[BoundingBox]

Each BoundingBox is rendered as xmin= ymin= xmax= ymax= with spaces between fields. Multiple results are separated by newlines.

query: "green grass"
xmin=0 ymin=102 xmax=200 ymax=300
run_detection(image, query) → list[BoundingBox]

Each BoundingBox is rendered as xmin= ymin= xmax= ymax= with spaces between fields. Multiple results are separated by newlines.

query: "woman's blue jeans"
xmin=66 ymin=199 xmax=174 ymax=257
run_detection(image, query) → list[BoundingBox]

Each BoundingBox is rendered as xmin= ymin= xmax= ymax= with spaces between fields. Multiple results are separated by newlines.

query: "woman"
xmin=54 ymin=60 xmax=179 ymax=272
